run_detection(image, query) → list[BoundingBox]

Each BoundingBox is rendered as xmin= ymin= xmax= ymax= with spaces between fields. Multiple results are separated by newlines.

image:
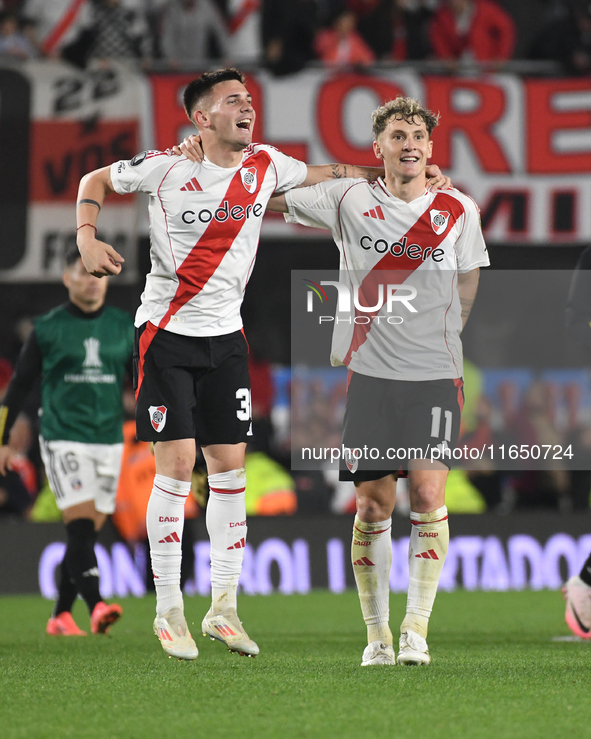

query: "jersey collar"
xmin=66 ymin=301 xmax=105 ymax=320
xmin=374 ymin=177 xmax=430 ymax=204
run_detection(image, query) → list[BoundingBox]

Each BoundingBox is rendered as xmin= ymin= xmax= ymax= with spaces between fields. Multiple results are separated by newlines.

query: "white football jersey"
xmin=111 ymin=144 xmax=307 ymax=336
xmin=286 ymin=178 xmax=489 ymax=380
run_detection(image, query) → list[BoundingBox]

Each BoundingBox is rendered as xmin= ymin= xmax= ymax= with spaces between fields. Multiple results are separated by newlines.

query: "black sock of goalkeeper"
xmin=64 ymin=518 xmax=102 ymax=614
xmin=54 ymin=556 xmax=78 ymax=616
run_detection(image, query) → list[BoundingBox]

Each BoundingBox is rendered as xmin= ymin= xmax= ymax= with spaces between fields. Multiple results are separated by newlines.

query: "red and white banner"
xmin=1 ymin=63 xmax=590 ymax=281
xmin=0 ymin=61 xmax=149 ymax=282
xmin=150 ymin=69 xmax=591 ymax=244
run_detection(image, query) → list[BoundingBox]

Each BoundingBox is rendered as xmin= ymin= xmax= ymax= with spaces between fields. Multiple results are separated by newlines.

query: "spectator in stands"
xmin=346 ymin=0 xmax=393 ymax=59
xmin=389 ymin=0 xmax=435 ymax=61
xmin=0 ymin=10 xmax=38 ymax=59
xmin=160 ymin=0 xmax=229 ymax=68
xmin=530 ymin=0 xmax=591 ymax=75
xmin=429 ymin=0 xmax=516 ymax=64
xmin=263 ymin=0 xmax=319 ymax=76
xmin=315 ymin=8 xmax=376 ymax=68
xmin=22 ymin=0 xmax=90 ymax=58
xmin=227 ymin=0 xmax=262 ymax=64
xmin=85 ymin=0 xmax=152 ymax=66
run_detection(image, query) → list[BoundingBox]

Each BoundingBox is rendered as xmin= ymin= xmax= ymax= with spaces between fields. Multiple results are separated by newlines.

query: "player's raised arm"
xmin=76 ymin=167 xmax=125 ymax=278
xmin=457 ymin=268 xmax=481 ymax=329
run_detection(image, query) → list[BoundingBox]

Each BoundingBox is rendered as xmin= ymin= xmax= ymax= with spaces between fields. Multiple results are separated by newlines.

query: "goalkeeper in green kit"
xmin=0 ymin=248 xmax=134 ymax=636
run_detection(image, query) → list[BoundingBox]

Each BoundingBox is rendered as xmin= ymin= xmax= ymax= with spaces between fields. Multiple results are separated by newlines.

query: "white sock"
xmin=402 ymin=506 xmax=449 ymax=639
xmin=206 ymin=468 xmax=247 ymax=613
xmin=351 ymin=515 xmax=393 ymax=646
xmin=146 ymin=474 xmax=190 ymax=616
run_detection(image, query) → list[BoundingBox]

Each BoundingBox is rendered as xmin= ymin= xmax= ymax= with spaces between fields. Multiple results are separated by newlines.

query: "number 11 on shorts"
xmin=431 ymin=406 xmax=452 ymax=442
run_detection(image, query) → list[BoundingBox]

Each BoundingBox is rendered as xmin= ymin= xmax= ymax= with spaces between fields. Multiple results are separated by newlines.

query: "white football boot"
xmin=397 ymin=630 xmax=431 ymax=665
xmin=202 ymin=607 xmax=259 ymax=656
xmin=361 ymin=641 xmax=396 ymax=666
xmin=153 ymin=606 xmax=198 ymax=660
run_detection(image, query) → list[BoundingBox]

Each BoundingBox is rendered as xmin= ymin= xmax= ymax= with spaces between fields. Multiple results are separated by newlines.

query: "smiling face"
xmin=193 ymin=79 xmax=255 ymax=153
xmin=373 ymin=115 xmax=433 ymax=184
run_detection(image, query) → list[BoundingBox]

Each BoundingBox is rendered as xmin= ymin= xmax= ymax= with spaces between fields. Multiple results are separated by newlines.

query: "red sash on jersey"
xmin=342 ymin=192 xmax=465 ymax=367
xmin=135 ymin=151 xmax=272 ymax=397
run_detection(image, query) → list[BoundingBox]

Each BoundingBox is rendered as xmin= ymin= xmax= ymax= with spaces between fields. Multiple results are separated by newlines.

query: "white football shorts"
xmin=39 ymin=438 xmax=124 ymax=514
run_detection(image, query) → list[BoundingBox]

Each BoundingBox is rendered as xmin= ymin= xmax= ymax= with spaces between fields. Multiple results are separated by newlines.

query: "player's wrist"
xmin=76 ymin=232 xmax=97 ymax=249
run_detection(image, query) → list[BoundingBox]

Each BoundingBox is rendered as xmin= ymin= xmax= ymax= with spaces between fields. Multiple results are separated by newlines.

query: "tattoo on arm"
xmin=330 ymin=164 xmax=348 ymax=179
xmin=330 ymin=165 xmax=382 ymax=182
xmin=460 ymin=297 xmax=474 ymax=324
xmin=77 ymin=199 xmax=101 ymax=211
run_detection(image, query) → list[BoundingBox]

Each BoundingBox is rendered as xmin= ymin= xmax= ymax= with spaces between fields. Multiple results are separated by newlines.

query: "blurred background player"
xmin=0 ymin=248 xmax=134 ymax=636
xmin=268 ymin=95 xmax=488 ymax=666
xmin=562 ymin=244 xmax=591 ymax=638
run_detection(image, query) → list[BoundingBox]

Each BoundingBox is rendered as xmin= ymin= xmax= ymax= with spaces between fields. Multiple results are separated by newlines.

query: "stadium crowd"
xmin=0 ymin=0 xmax=589 ymax=74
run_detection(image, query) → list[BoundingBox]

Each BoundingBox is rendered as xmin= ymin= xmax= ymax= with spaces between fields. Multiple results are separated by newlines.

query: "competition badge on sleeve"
xmin=241 ymin=167 xmax=257 ymax=193
xmin=149 ymin=405 xmax=168 ymax=433
xmin=429 ymin=210 xmax=450 ymax=235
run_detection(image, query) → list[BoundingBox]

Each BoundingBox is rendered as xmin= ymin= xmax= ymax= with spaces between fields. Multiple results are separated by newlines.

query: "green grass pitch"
xmin=0 ymin=590 xmax=589 ymax=739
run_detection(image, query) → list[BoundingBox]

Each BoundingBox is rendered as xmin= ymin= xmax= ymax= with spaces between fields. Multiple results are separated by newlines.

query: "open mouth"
xmin=400 ymin=156 xmax=419 ymax=163
xmin=236 ymin=118 xmax=251 ymax=131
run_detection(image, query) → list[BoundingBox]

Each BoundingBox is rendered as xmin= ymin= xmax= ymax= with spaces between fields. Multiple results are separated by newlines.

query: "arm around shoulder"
xmin=302 ymin=163 xmax=384 ymax=187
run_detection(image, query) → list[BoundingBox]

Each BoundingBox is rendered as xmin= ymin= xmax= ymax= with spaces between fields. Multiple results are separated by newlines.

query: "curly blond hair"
xmin=372 ymin=96 xmax=439 ymax=140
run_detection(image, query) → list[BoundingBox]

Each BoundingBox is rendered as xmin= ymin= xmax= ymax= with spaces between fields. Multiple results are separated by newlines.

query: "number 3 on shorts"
xmin=236 ymin=388 xmax=252 ymax=421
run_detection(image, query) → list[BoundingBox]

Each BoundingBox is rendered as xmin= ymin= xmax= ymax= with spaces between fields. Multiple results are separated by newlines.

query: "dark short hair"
xmin=183 ymin=68 xmax=246 ymax=123
xmin=65 ymin=246 xmax=82 ymax=267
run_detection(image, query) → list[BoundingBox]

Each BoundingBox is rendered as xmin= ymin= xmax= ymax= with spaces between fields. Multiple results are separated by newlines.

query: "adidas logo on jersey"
xmin=363 ymin=205 xmax=385 ymax=220
xmin=181 ymin=177 xmax=203 ymax=192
